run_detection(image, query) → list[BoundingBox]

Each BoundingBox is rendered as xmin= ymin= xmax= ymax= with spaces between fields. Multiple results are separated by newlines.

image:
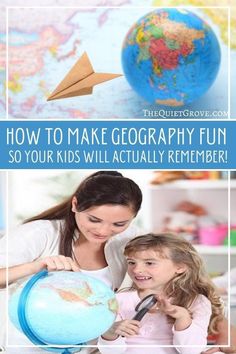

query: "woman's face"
xmin=72 ymin=199 xmax=135 ymax=243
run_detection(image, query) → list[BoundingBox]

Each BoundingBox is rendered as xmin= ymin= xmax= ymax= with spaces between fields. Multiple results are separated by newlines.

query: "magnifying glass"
xmin=132 ymin=294 xmax=158 ymax=321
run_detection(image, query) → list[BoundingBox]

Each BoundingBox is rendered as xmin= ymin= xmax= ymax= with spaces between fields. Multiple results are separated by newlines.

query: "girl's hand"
xmin=157 ymin=295 xmax=192 ymax=331
xmin=102 ymin=320 xmax=140 ymax=341
xmin=34 ymin=255 xmax=80 ymax=273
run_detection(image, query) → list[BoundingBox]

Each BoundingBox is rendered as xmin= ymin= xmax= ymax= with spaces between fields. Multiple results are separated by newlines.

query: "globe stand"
xmin=17 ymin=270 xmax=85 ymax=353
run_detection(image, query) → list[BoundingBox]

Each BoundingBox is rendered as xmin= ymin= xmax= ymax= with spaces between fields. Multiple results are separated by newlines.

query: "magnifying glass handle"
xmin=132 ymin=308 xmax=149 ymax=321
xmin=121 ymin=308 xmax=149 ymax=337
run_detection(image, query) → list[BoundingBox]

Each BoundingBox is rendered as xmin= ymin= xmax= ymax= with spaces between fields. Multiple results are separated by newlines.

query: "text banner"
xmin=0 ymin=120 xmax=235 ymax=169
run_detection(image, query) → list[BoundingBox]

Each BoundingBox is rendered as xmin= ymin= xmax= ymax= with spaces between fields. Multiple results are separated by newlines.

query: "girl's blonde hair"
xmin=124 ymin=232 xmax=224 ymax=334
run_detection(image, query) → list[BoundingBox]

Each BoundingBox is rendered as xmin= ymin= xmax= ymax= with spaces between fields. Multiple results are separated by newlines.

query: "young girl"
xmin=98 ymin=233 xmax=224 ymax=354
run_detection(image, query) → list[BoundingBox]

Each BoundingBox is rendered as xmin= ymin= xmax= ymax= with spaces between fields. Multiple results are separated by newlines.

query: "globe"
xmin=122 ymin=8 xmax=221 ymax=106
xmin=9 ymin=270 xmax=118 ymax=352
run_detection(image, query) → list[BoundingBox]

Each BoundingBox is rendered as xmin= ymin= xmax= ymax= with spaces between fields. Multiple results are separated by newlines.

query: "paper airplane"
xmin=47 ymin=52 xmax=122 ymax=101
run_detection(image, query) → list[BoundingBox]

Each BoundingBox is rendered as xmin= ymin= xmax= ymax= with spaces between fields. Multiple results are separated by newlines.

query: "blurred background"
xmin=0 ymin=172 xmax=6 ymax=349
xmin=1 ymin=170 xmax=236 ymax=325
xmin=0 ymin=173 xmax=6 ymax=237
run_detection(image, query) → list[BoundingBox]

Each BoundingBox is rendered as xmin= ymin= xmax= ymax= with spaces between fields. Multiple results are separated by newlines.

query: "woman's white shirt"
xmin=0 ymin=219 xmax=140 ymax=289
xmin=80 ymin=267 xmax=112 ymax=288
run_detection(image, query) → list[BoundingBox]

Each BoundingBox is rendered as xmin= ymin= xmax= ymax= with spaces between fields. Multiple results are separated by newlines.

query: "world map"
xmin=122 ymin=8 xmax=221 ymax=106
xmin=0 ymin=0 xmax=235 ymax=119
xmin=9 ymin=271 xmax=118 ymax=345
xmin=42 ymin=281 xmax=118 ymax=311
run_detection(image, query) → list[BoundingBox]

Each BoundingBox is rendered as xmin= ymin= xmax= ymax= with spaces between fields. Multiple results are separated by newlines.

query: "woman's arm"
xmin=0 ymin=255 xmax=79 ymax=288
xmin=0 ymin=220 xmax=79 ymax=288
xmin=0 ymin=262 xmax=40 ymax=288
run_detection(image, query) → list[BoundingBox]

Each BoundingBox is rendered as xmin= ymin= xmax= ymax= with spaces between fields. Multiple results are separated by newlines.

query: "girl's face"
xmin=126 ymin=248 xmax=186 ymax=293
xmin=72 ymin=199 xmax=135 ymax=243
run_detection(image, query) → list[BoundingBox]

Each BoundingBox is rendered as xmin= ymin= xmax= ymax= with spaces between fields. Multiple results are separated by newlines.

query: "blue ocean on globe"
xmin=9 ymin=271 xmax=118 ymax=351
xmin=122 ymin=8 xmax=221 ymax=106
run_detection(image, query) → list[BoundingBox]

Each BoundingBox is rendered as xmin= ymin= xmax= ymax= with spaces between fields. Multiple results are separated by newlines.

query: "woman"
xmin=0 ymin=171 xmax=142 ymax=352
xmin=0 ymin=171 xmax=142 ymax=290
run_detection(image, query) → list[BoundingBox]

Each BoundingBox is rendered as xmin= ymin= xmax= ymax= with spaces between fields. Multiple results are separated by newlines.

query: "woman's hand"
xmin=35 ymin=255 xmax=80 ymax=273
xmin=157 ymin=295 xmax=192 ymax=331
xmin=0 ymin=256 xmax=80 ymax=288
xmin=102 ymin=320 xmax=140 ymax=341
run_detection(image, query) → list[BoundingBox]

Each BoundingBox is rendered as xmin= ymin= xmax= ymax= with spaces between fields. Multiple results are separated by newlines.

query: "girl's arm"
xmin=98 ymin=335 xmax=127 ymax=354
xmin=98 ymin=318 xmax=140 ymax=354
xmin=172 ymin=295 xmax=211 ymax=354
xmin=0 ymin=256 xmax=79 ymax=288
xmin=157 ymin=295 xmax=211 ymax=354
xmin=157 ymin=296 xmax=192 ymax=331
